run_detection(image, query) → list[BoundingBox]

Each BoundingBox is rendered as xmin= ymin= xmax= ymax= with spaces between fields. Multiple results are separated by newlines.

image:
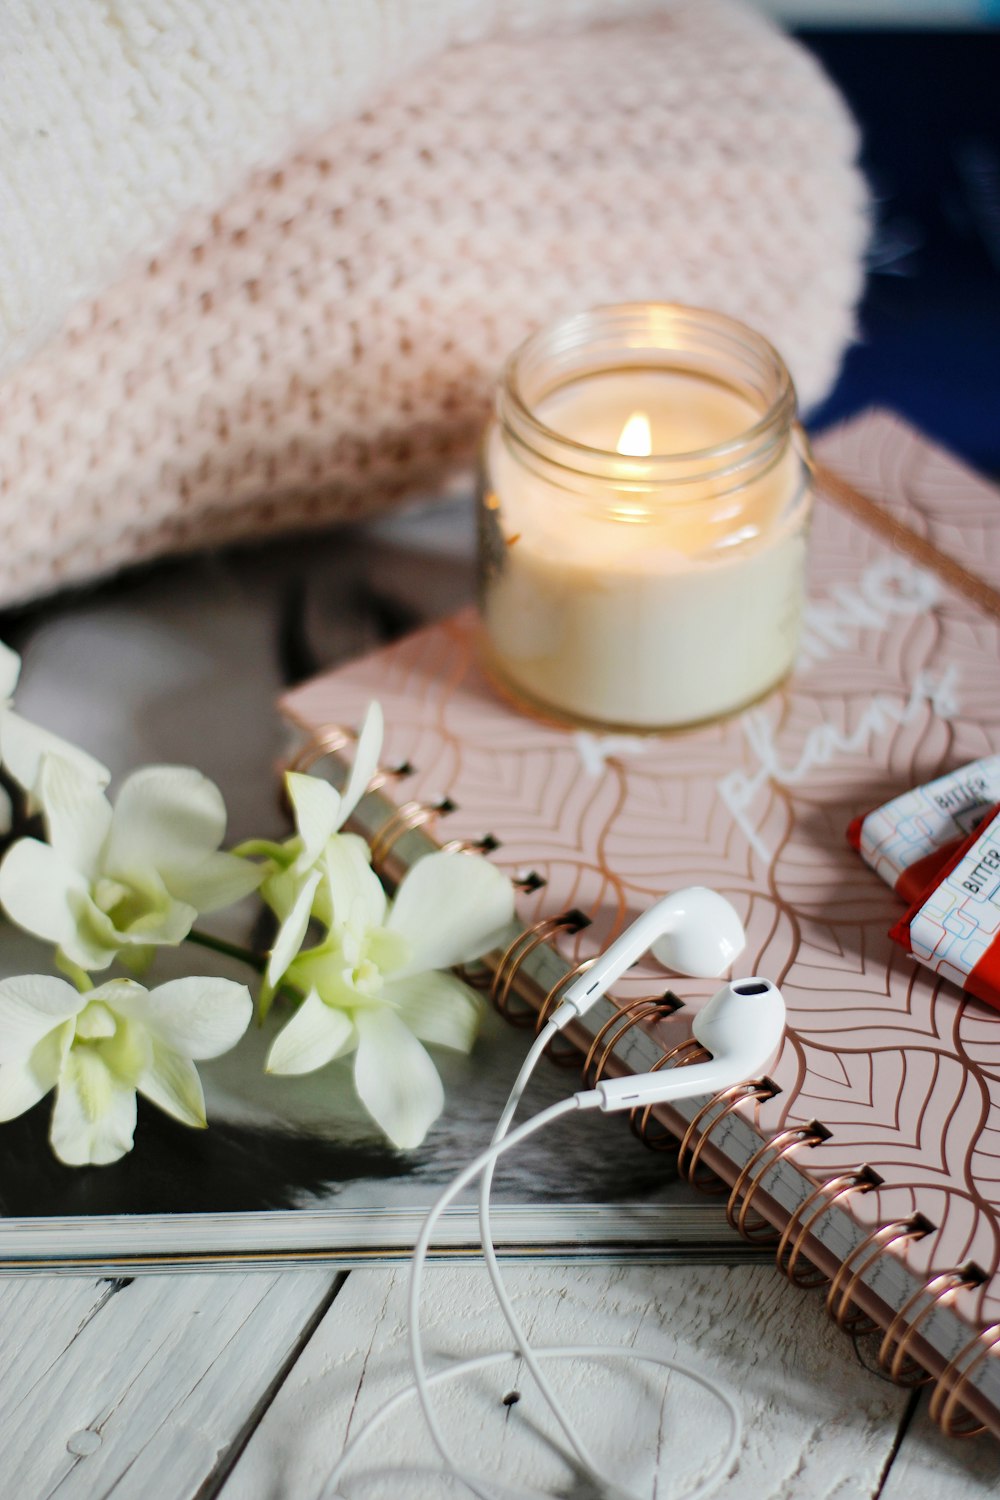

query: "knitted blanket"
xmin=0 ymin=0 xmax=868 ymax=606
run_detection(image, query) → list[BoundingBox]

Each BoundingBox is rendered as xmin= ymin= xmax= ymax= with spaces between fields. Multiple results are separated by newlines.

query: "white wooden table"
xmin=2 ymin=503 xmax=998 ymax=1498
xmin=2 ymin=1263 xmax=998 ymax=1497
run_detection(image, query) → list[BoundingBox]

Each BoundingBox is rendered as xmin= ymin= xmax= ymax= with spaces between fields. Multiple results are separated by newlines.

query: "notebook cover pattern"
xmin=282 ymin=409 xmax=1000 ymax=1431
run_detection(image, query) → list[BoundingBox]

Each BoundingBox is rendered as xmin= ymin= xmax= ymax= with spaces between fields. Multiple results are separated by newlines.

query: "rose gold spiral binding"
xmin=676 ymin=1080 xmax=778 ymax=1193
xmin=626 ymin=1010 xmax=714 ymax=1152
xmin=531 ymin=960 xmax=598 ymax=1067
xmin=369 ymin=798 xmax=454 ymax=869
xmin=364 ymin=762 xmax=415 ymax=794
xmin=577 ymin=1000 xmax=704 ymax=1153
xmin=825 ymin=1214 xmax=933 ymax=1335
xmin=929 ymin=1322 xmax=1000 ymax=1437
xmin=287 ymin=724 xmax=354 ymax=772
xmin=576 ymin=1003 xmax=698 ymax=1148
xmin=581 ymin=1007 xmax=698 ymax=1092
xmin=439 ymin=835 xmax=499 ymax=856
xmin=534 ymin=960 xmax=595 ymax=1029
xmin=451 ymin=964 xmax=494 ymax=992
xmin=287 ymin=723 xmax=413 ymax=794
xmin=726 ymin=1123 xmax=829 ymax=1241
xmin=490 ymin=912 xmax=590 ymax=1027
xmin=775 ymin=1167 xmax=881 ymax=1290
xmin=879 ymin=1265 xmax=985 ymax=1386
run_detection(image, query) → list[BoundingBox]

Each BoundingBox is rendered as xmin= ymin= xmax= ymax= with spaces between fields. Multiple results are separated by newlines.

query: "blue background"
xmin=799 ymin=28 xmax=1000 ymax=474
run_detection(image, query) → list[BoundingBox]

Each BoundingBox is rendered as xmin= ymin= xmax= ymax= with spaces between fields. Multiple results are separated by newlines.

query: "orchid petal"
xmin=95 ymin=880 xmax=198 ymax=950
xmin=339 ymin=702 xmax=384 ymax=826
xmin=0 ymin=975 xmax=84 ymax=1061
xmin=0 ymin=1020 xmax=74 ymax=1116
xmin=284 ymin=940 xmax=374 ymax=1013
xmin=50 ymin=1049 xmax=137 ymax=1165
xmin=0 ymin=839 xmax=93 ymax=954
xmin=286 ymin=773 xmax=343 ymax=869
xmin=102 ymin=976 xmax=252 ymax=1059
xmin=138 ymin=1046 xmax=207 ymax=1128
xmin=2 ymin=710 xmax=110 ymax=810
xmin=95 ymin=1011 xmax=153 ymax=1085
xmin=136 ymin=901 xmax=200 ymax=944
xmin=75 ymin=1001 xmax=117 ymax=1040
xmin=386 ymin=971 xmax=484 ymax=1055
xmin=61 ymin=900 xmax=124 ymax=972
xmin=386 ymin=853 xmax=514 ymax=977
xmin=70 ymin=879 xmax=192 ymax=968
xmin=260 ymin=862 xmax=302 ymax=923
xmin=322 ymin=834 xmax=385 ymax=933
xmin=231 ymin=837 xmax=289 ymax=863
xmin=267 ymin=868 xmax=321 ymax=989
xmin=80 ymin=978 xmax=144 ymax=1006
xmin=37 ymin=754 xmax=112 ymax=879
xmin=0 ymin=640 xmax=20 ymax=700
xmin=266 ymin=989 xmax=355 ymax=1075
xmin=353 ymin=1007 xmax=444 ymax=1149
xmin=103 ymin=766 xmax=228 ymax=885
xmin=164 ymin=851 xmax=264 ymax=914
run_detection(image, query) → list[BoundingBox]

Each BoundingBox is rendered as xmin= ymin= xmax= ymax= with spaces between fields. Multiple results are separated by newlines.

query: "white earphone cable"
xmin=325 ymin=1088 xmax=742 ymax=1500
xmin=476 ymin=1021 xmax=634 ymax=1495
xmin=323 ymin=899 xmax=775 ymax=1496
xmin=408 ymin=1097 xmax=588 ymax=1500
xmin=326 ymin=1344 xmax=741 ymax=1500
xmin=325 ymin=1097 xmax=583 ymax=1500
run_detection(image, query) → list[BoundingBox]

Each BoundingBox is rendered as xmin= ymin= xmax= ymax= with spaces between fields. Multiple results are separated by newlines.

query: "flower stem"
xmin=56 ymin=950 xmax=94 ymax=995
xmin=186 ymin=929 xmax=266 ymax=974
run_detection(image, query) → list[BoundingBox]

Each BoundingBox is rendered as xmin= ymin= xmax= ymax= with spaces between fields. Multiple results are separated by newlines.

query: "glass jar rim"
xmin=497 ymin=302 xmax=798 ymax=490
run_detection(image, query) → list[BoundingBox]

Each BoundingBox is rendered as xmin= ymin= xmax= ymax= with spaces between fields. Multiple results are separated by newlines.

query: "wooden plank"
xmin=221 ymin=1263 xmax=909 ymax=1499
xmin=0 ymin=1269 xmax=339 ymax=1499
xmin=880 ymin=1396 xmax=1000 ymax=1498
xmin=0 ymin=1276 xmax=127 ymax=1408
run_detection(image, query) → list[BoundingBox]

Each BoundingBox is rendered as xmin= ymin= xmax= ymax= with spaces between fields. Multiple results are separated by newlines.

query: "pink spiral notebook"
xmin=282 ymin=409 xmax=1000 ymax=1439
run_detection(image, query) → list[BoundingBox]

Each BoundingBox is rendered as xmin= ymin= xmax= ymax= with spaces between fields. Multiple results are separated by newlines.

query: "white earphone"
xmin=550 ymin=885 xmax=748 ymax=1030
xmin=331 ymin=887 xmax=785 ymax=1500
xmin=586 ymin=977 xmax=784 ymax=1112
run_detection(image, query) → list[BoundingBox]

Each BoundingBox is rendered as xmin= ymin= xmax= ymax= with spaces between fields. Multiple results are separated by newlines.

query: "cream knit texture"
xmin=0 ymin=1 xmax=868 ymax=606
xmin=0 ymin=0 xmax=665 ymax=372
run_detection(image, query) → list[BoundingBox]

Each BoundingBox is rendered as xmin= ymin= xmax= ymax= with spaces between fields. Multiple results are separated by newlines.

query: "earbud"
xmin=551 ymin=886 xmax=746 ymax=1028
xmin=584 ymin=977 xmax=784 ymax=1113
xmin=649 ymin=886 xmax=746 ymax=978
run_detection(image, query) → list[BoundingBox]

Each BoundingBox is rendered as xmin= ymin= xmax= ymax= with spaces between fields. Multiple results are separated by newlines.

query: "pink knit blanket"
xmin=0 ymin=3 xmax=867 ymax=606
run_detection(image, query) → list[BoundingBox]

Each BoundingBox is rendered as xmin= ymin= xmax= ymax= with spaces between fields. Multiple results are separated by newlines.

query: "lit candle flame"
xmin=616 ymin=410 xmax=652 ymax=457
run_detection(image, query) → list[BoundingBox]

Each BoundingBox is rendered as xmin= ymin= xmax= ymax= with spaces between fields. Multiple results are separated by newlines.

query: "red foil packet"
xmin=890 ymin=805 xmax=1000 ymax=1010
xmin=847 ymin=756 xmax=1000 ymax=904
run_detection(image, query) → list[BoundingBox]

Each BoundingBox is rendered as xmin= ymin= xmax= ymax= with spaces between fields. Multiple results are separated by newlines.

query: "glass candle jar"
xmin=477 ymin=304 xmax=813 ymax=730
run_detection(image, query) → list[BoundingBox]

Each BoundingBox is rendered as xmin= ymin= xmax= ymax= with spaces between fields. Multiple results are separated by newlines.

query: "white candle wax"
xmin=481 ymin=368 xmax=808 ymax=728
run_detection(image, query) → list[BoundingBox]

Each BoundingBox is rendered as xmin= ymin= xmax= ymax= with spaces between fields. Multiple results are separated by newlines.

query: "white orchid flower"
xmin=249 ymin=702 xmax=384 ymax=1000
xmin=266 ymin=843 xmax=515 ymax=1149
xmin=0 ymin=755 xmax=263 ymax=971
xmin=0 ymin=972 xmax=252 ymax=1165
xmin=0 ymin=639 xmax=109 ymax=831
